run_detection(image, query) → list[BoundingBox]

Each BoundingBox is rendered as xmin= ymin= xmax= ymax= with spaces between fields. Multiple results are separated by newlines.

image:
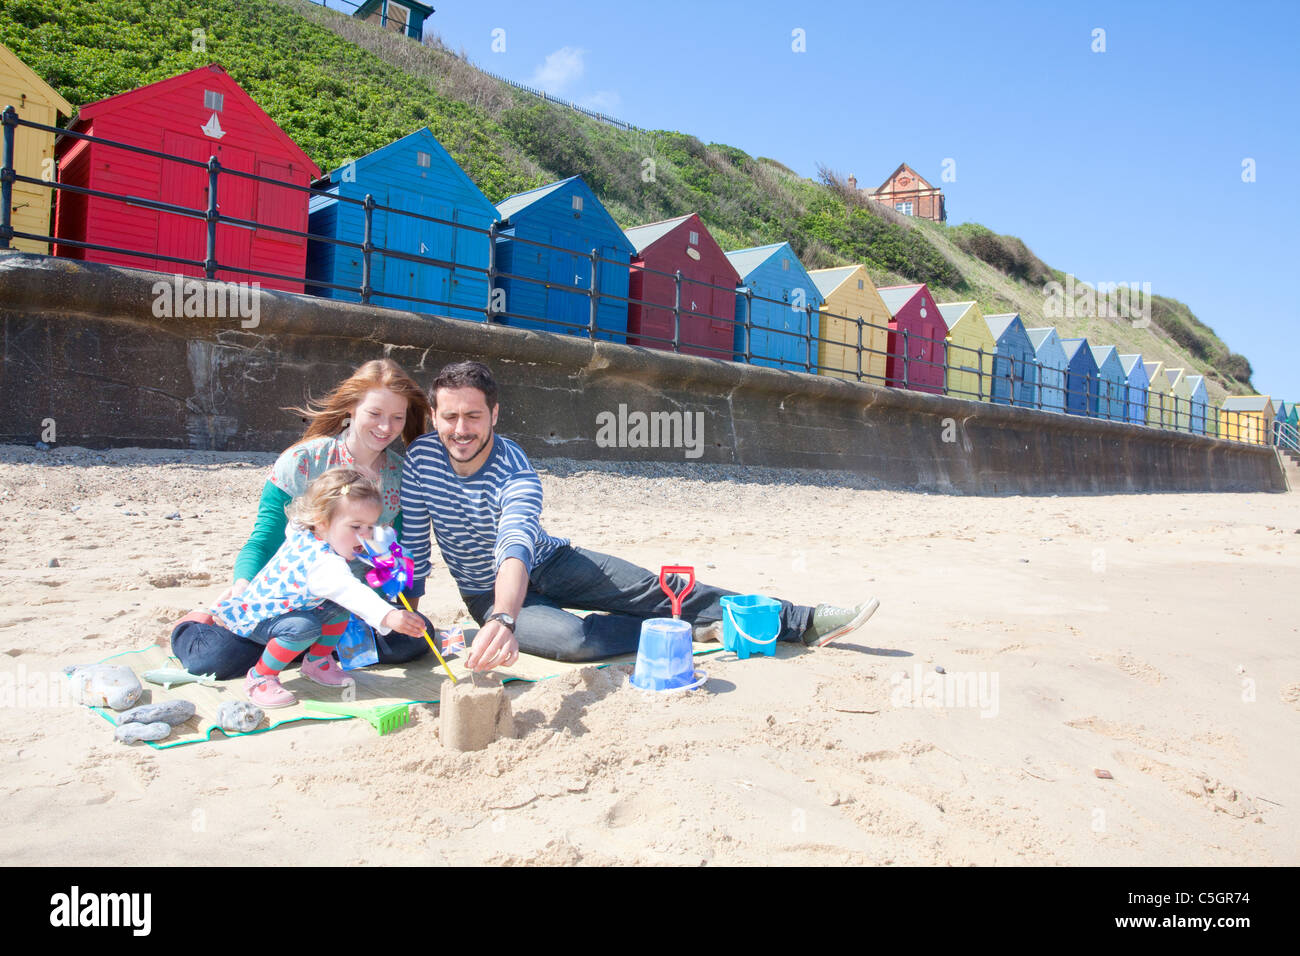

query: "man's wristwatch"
xmin=485 ymin=612 xmax=516 ymax=632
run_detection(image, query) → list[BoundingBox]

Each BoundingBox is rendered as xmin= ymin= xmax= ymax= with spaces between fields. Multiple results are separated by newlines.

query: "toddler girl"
xmin=210 ymin=468 xmax=425 ymax=708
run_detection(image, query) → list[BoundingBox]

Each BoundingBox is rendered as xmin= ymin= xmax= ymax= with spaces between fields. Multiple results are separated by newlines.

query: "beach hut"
xmin=306 ymin=127 xmax=496 ymax=322
xmin=809 ymin=265 xmax=891 ymax=384
xmin=877 ymin=284 xmax=948 ymax=394
xmin=0 ymin=41 xmax=73 ymax=254
xmin=1143 ymin=359 xmax=1172 ymax=428
xmin=1272 ymin=400 xmax=1298 ymax=449
xmin=1026 ymin=327 xmax=1068 ymax=413
xmin=624 ymin=213 xmax=739 ymax=359
xmin=1178 ymin=373 xmax=1209 ymax=435
xmin=984 ymin=313 xmax=1039 ymax=408
xmin=726 ymin=242 xmax=823 ymax=371
xmin=939 ymin=301 xmax=995 ymax=402
xmin=1164 ymin=368 xmax=1189 ymax=431
xmin=353 ymin=0 xmax=434 ymax=41
xmin=1089 ymin=345 xmax=1127 ymax=421
xmin=1219 ymin=395 xmax=1274 ymax=445
xmin=1060 ymin=338 xmax=1099 ymax=417
xmin=53 ymin=64 xmax=320 ymax=293
xmin=1117 ymin=354 xmax=1149 ymax=425
xmin=493 ymin=176 xmax=634 ymax=342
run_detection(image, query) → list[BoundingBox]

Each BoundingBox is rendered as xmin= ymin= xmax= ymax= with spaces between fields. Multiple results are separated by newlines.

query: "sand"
xmin=1 ymin=444 xmax=1297 ymax=866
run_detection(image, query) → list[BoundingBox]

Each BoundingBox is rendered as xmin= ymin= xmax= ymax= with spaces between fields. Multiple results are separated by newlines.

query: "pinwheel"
xmin=358 ymin=527 xmax=457 ymax=684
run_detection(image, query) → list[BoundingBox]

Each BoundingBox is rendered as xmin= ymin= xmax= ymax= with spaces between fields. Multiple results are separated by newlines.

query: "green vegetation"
xmin=0 ymin=0 xmax=1254 ymax=396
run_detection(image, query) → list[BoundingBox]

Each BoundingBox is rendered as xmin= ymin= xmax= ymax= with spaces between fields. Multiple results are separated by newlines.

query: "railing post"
xmin=587 ymin=247 xmax=599 ymax=340
xmin=0 ymin=105 xmax=16 ymax=250
xmin=902 ymin=329 xmax=910 ymax=389
xmin=855 ymin=317 xmax=864 ymax=382
xmin=743 ymin=287 xmax=753 ymax=363
xmin=671 ymin=269 xmax=682 ymax=353
xmin=485 ymin=220 xmax=497 ymax=323
xmin=805 ymin=304 xmax=814 ymax=374
xmin=205 ymin=156 xmax=220 ymax=279
xmin=360 ymin=193 xmax=375 ymax=304
xmin=976 ymin=347 xmax=984 ymax=401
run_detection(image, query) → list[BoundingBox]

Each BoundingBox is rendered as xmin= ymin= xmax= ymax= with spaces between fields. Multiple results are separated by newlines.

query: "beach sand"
xmin=1 ymin=444 xmax=1296 ymax=865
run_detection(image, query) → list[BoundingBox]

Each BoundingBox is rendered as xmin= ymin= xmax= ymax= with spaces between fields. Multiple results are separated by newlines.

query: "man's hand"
xmin=466 ymin=619 xmax=519 ymax=671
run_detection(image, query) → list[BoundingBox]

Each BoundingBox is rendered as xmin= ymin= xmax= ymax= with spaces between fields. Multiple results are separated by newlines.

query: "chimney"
xmin=847 ymin=174 xmax=857 ymax=191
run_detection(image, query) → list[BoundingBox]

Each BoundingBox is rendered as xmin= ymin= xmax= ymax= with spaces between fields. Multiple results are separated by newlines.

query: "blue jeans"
xmin=171 ymin=602 xmax=433 ymax=680
xmin=462 ymin=545 xmax=814 ymax=663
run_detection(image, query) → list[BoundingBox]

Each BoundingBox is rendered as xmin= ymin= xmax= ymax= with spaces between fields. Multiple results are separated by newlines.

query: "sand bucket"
xmin=720 ymin=595 xmax=781 ymax=659
xmin=629 ymin=565 xmax=706 ymax=692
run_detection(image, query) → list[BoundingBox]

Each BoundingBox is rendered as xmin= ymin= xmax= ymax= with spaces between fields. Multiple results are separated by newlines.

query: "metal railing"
xmin=0 ymin=107 xmax=1272 ymax=446
xmin=1274 ymin=419 xmax=1299 ymax=453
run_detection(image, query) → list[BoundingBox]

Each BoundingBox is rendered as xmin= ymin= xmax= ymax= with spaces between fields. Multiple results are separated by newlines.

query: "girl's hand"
xmin=215 ymin=579 xmax=249 ymax=604
xmin=382 ymin=609 xmax=426 ymax=638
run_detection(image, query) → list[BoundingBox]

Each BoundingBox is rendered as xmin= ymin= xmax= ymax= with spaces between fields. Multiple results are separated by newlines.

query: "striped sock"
xmin=254 ymin=636 xmax=303 ymax=677
xmin=304 ymin=614 xmax=349 ymax=663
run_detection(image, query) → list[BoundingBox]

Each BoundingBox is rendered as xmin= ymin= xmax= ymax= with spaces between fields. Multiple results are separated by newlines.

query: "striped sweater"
xmin=400 ymin=433 xmax=567 ymax=596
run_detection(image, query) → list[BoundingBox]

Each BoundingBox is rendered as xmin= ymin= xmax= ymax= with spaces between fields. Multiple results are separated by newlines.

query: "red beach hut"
xmin=53 ymin=64 xmax=320 ymax=292
xmin=877 ymin=283 xmax=948 ymax=394
xmin=624 ymin=214 xmax=740 ymax=359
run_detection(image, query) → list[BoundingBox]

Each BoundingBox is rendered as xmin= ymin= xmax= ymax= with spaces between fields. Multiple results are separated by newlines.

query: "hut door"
xmin=159 ymin=131 xmax=254 ymax=282
xmin=548 ymin=228 xmax=589 ymax=333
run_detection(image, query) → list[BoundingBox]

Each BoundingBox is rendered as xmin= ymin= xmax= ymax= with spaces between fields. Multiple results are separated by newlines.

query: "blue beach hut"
xmin=1118 ymin=354 xmax=1149 ymax=425
xmin=306 ymin=127 xmax=496 ymax=322
xmin=1060 ymin=338 xmax=1099 ymax=417
xmin=984 ymin=313 xmax=1039 ymax=408
xmin=1090 ymin=345 xmax=1127 ymax=421
xmin=1026 ymin=327 xmax=1068 ymax=413
xmin=492 ymin=176 xmax=634 ymax=342
xmin=1183 ymin=373 xmax=1210 ymax=435
xmin=725 ymin=242 xmax=823 ymax=371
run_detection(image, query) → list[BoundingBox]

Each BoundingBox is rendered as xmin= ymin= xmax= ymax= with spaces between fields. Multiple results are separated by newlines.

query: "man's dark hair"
xmin=431 ymin=361 xmax=498 ymax=409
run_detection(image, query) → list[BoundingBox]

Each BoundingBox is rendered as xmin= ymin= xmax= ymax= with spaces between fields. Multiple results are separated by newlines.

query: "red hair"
xmin=286 ymin=359 xmax=431 ymax=448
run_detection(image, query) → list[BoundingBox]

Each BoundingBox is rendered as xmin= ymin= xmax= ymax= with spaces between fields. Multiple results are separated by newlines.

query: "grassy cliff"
xmin=0 ymin=0 xmax=1254 ymax=398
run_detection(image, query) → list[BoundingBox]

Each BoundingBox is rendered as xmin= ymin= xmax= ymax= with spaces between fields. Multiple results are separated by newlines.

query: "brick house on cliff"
xmin=849 ymin=163 xmax=946 ymax=222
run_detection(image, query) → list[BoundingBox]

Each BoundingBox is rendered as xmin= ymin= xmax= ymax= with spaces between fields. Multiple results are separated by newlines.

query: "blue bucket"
xmin=720 ymin=595 xmax=781 ymax=659
xmin=630 ymin=618 xmax=705 ymax=692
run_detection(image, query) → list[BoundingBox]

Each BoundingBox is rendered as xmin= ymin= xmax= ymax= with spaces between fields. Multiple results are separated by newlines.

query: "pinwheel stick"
xmin=400 ymin=591 xmax=457 ymax=684
xmin=360 ymin=534 xmax=457 ymax=684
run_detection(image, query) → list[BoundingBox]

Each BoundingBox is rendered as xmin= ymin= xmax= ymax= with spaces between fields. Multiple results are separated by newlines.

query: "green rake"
xmin=302 ymin=700 xmax=411 ymax=735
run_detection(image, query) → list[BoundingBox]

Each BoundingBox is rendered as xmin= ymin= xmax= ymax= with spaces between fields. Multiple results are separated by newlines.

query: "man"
xmin=400 ymin=361 xmax=878 ymax=671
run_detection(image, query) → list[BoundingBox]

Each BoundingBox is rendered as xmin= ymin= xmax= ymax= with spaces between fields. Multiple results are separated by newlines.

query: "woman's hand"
xmin=381 ymin=609 xmax=426 ymax=638
xmin=215 ymin=579 xmax=250 ymax=604
xmin=466 ymin=620 xmax=519 ymax=672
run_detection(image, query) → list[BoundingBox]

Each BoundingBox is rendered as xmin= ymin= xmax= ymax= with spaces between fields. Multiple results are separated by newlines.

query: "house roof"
xmin=809 ymin=265 xmax=862 ymax=299
xmin=937 ymin=301 xmax=978 ymax=327
xmin=869 ymin=162 xmax=935 ymax=195
xmin=1060 ymin=338 xmax=1093 ymax=363
xmin=876 ymin=284 xmax=926 ymax=316
xmin=1118 ymin=354 xmax=1146 ymax=377
xmin=0 ymin=40 xmax=73 ymax=116
xmin=1165 ymin=367 xmax=1185 ymax=387
xmin=1089 ymin=344 xmax=1119 ymax=370
xmin=494 ymin=176 xmax=575 ymax=220
xmin=983 ymin=312 xmax=1023 ymax=341
xmin=1221 ymin=395 xmax=1272 ymax=412
xmin=724 ymin=242 xmax=792 ymax=279
xmin=1026 ymin=327 xmax=1060 ymax=351
xmin=355 ymin=0 xmax=435 ymax=19
xmin=623 ymin=214 xmax=693 ymax=253
xmin=64 ymin=63 xmax=319 ymax=174
xmin=316 ymin=127 xmax=492 ymax=210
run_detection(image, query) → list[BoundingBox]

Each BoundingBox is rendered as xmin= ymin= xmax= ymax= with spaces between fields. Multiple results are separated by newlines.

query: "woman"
xmin=172 ymin=358 xmax=436 ymax=679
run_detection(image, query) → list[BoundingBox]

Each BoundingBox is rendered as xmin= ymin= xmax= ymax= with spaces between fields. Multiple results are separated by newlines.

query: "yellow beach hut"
xmin=1219 ymin=395 xmax=1274 ymax=445
xmin=808 ymin=265 xmax=891 ymax=385
xmin=1143 ymin=360 xmax=1172 ymax=428
xmin=938 ymin=301 xmax=995 ymax=402
xmin=0 ymin=41 xmax=72 ymax=254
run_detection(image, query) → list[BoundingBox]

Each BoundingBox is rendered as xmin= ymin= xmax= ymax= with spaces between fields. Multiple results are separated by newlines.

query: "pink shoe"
xmin=245 ymin=668 xmax=297 ymax=709
xmin=300 ymin=656 xmax=355 ymax=689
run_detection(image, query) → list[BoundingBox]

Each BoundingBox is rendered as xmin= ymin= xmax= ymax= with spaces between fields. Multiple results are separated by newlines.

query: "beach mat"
xmin=83 ymin=633 xmax=725 ymax=749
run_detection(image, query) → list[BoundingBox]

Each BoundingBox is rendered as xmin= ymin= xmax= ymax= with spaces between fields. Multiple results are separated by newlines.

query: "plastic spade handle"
xmin=658 ymin=565 xmax=695 ymax=618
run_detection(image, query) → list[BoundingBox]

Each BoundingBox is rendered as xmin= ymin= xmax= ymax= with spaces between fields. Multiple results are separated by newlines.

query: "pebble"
xmin=216 ymin=700 xmax=264 ymax=733
xmin=164 ymin=512 xmax=181 ymax=520
xmin=935 ymin=665 xmax=946 ymax=674
xmin=118 ymin=700 xmax=196 ymax=726
xmin=34 ymin=441 xmax=49 ymax=451
xmin=48 ymin=558 xmax=60 ymax=568
xmin=115 ymin=721 xmax=172 ymax=744
xmin=1019 ymin=558 xmax=1030 ymax=563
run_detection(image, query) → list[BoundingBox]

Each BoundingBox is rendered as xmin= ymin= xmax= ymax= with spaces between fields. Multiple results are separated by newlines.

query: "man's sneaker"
xmin=692 ymin=621 xmax=724 ymax=644
xmin=801 ymin=598 xmax=880 ymax=647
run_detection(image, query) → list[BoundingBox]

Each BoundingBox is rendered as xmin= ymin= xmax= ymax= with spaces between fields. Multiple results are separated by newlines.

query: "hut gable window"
xmin=688 ymin=230 xmax=699 ymax=245
xmin=571 ymin=195 xmax=583 ymax=212
xmin=857 ymin=279 xmax=864 ymax=289
xmin=781 ymin=258 xmax=789 ymax=270
xmin=204 ymin=90 xmax=224 ymax=112
xmin=416 ymin=150 xmax=431 ymax=168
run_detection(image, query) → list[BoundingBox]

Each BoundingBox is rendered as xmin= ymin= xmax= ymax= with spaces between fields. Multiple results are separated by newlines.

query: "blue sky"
xmin=347 ymin=0 xmax=1298 ymax=402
